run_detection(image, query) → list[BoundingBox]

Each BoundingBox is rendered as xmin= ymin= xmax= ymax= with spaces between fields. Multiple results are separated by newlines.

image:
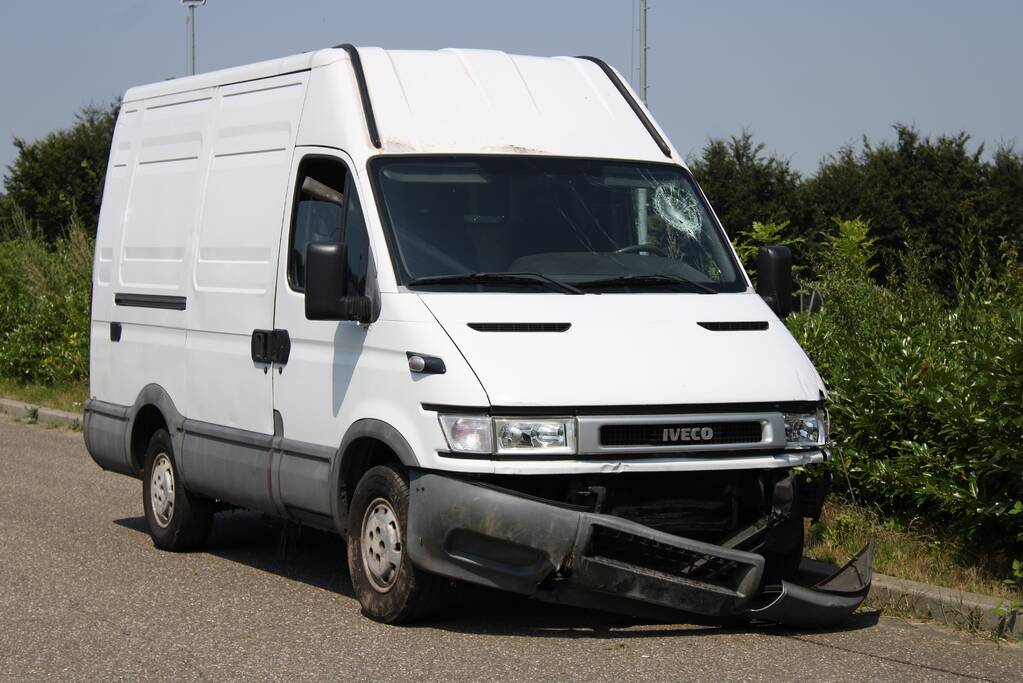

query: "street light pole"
xmin=636 ymin=0 xmax=649 ymax=243
xmin=639 ymin=0 xmax=648 ymax=104
xmin=181 ymin=0 xmax=207 ymax=76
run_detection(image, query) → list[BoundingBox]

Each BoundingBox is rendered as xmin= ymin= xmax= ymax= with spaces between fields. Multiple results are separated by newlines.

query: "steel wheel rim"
xmin=150 ymin=453 xmax=175 ymax=528
xmin=360 ymin=497 xmax=403 ymax=592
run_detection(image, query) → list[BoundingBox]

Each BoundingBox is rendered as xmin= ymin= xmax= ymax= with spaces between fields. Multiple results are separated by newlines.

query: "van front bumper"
xmin=406 ymin=471 xmax=872 ymax=627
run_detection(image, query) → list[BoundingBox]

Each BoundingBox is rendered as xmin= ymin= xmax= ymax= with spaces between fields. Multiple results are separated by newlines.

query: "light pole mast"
xmin=182 ymin=0 xmax=207 ymax=76
xmin=636 ymin=0 xmax=650 ymax=242
xmin=639 ymin=0 xmax=648 ymax=104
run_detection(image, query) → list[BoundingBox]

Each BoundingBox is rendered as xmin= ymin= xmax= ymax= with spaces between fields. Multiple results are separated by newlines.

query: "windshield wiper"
xmin=575 ymin=273 xmax=717 ymax=294
xmin=407 ymin=272 xmax=583 ymax=295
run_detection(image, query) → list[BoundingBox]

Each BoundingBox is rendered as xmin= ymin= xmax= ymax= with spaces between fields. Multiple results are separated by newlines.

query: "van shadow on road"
xmin=114 ymin=511 xmax=880 ymax=640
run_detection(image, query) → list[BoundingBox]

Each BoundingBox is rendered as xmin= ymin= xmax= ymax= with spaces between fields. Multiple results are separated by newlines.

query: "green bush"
xmin=0 ymin=207 xmax=92 ymax=385
xmin=787 ymin=219 xmax=1023 ymax=555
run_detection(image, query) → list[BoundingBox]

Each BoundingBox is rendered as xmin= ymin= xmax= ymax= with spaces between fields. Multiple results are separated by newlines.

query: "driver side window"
xmin=288 ymin=156 xmax=370 ymax=295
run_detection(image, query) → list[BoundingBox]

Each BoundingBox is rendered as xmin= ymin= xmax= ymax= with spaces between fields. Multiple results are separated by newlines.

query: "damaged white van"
xmin=85 ymin=45 xmax=872 ymax=626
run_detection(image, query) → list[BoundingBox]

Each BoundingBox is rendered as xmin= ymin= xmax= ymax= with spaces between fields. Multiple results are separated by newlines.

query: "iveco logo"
xmin=662 ymin=426 xmax=715 ymax=442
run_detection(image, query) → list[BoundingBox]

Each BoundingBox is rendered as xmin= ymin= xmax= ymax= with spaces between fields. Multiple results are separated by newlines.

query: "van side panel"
xmin=184 ymin=73 xmax=308 ymax=435
xmin=93 ymin=92 xmax=216 ymax=410
xmin=178 ymin=73 xmax=309 ymax=507
xmin=89 ymin=73 xmax=310 ymax=516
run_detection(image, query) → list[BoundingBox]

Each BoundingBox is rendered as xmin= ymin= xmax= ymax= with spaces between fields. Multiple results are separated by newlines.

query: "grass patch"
xmin=0 ymin=378 xmax=88 ymax=414
xmin=806 ymin=501 xmax=1022 ymax=602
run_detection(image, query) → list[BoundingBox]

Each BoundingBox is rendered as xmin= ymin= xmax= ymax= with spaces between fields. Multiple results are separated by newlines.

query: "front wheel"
xmin=347 ymin=464 xmax=447 ymax=623
xmin=142 ymin=429 xmax=214 ymax=551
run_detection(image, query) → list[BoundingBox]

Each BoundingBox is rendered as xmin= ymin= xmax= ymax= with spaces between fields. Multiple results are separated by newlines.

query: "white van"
xmin=85 ymin=46 xmax=871 ymax=626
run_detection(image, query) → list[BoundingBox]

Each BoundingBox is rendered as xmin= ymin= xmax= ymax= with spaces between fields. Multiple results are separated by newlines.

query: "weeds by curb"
xmin=0 ymin=397 xmax=81 ymax=430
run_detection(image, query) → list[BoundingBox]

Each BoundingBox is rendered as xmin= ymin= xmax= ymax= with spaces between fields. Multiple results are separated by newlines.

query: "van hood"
xmin=418 ymin=293 xmax=825 ymax=408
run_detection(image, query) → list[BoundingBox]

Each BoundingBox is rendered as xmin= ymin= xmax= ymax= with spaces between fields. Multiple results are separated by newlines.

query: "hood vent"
xmin=468 ymin=322 xmax=571 ymax=333
xmin=698 ymin=321 xmax=769 ymax=331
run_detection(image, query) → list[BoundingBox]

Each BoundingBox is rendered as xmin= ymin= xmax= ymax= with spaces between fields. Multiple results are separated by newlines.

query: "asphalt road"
xmin=2 ymin=416 xmax=1021 ymax=682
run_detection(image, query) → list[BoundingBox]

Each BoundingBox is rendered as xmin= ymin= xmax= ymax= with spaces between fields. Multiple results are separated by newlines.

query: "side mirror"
xmin=757 ymin=245 xmax=793 ymax=318
xmin=305 ymin=242 xmax=371 ymax=322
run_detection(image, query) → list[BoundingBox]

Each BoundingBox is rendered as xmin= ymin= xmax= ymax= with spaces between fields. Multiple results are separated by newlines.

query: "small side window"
xmin=288 ymin=157 xmax=355 ymax=292
xmin=288 ymin=155 xmax=372 ymax=295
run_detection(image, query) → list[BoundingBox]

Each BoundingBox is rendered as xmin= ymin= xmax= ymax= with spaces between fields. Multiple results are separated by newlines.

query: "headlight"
xmin=438 ymin=415 xmax=578 ymax=456
xmin=783 ymin=408 xmax=829 ymax=448
xmin=495 ymin=418 xmax=577 ymax=455
xmin=438 ymin=415 xmax=492 ymax=454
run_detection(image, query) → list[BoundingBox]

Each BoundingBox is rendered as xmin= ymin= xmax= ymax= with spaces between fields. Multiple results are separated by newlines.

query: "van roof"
xmin=123 ymin=47 xmax=678 ymax=163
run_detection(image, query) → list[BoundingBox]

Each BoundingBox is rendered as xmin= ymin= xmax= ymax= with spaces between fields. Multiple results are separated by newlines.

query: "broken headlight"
xmin=783 ymin=408 xmax=829 ymax=448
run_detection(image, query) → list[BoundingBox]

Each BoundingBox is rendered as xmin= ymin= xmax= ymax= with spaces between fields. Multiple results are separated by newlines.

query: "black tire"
xmin=347 ymin=464 xmax=447 ymax=623
xmin=142 ymin=429 xmax=214 ymax=551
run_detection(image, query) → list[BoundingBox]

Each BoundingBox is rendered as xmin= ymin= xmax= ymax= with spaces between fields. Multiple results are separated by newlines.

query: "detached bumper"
xmin=407 ymin=471 xmax=872 ymax=626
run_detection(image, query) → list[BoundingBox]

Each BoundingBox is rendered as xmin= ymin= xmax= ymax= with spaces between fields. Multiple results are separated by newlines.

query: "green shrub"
xmin=732 ymin=219 xmax=806 ymax=284
xmin=787 ymin=220 xmax=1023 ymax=559
xmin=0 ymin=207 xmax=92 ymax=385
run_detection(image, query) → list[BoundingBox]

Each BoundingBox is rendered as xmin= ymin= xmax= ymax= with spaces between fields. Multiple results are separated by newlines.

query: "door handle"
xmin=251 ymin=329 xmax=290 ymax=365
xmin=268 ymin=329 xmax=290 ymax=365
xmin=251 ymin=329 xmax=271 ymax=364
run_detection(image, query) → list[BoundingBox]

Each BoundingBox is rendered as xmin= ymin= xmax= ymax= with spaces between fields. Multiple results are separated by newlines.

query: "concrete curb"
xmin=869 ymin=573 xmax=1021 ymax=640
xmin=0 ymin=398 xmax=82 ymax=430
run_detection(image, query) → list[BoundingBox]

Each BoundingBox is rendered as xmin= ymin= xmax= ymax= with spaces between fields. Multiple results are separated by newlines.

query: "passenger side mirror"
xmin=756 ymin=245 xmax=793 ymax=318
xmin=305 ymin=242 xmax=371 ymax=323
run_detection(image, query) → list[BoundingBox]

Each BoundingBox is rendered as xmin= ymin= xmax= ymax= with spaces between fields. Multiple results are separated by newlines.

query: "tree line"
xmin=3 ymin=105 xmax=1021 ymax=287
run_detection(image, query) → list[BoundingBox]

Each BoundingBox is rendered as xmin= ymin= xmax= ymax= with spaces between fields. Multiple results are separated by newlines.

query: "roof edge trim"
xmin=575 ymin=56 xmax=672 ymax=159
xmin=336 ymin=44 xmax=382 ymax=149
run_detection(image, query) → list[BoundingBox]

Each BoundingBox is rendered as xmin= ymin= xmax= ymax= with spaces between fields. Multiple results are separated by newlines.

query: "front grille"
xmin=585 ymin=524 xmax=748 ymax=590
xmin=599 ymin=421 xmax=763 ymax=447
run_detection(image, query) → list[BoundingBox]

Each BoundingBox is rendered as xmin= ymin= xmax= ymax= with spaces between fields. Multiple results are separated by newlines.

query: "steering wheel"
xmin=614 ymin=243 xmax=668 ymax=257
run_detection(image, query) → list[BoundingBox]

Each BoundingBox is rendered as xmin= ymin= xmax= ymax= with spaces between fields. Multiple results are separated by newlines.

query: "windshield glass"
xmin=370 ymin=156 xmax=746 ymax=293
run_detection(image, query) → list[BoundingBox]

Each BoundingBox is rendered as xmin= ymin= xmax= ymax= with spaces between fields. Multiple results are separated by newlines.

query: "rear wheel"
xmin=347 ymin=464 xmax=447 ymax=623
xmin=142 ymin=429 xmax=213 ymax=551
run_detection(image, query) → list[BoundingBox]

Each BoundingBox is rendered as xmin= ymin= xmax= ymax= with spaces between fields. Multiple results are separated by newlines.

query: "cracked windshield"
xmin=371 ymin=156 xmax=745 ymax=293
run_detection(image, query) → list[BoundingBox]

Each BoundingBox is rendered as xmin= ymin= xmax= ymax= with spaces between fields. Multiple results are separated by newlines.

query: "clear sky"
xmin=1 ymin=0 xmax=1020 ymax=176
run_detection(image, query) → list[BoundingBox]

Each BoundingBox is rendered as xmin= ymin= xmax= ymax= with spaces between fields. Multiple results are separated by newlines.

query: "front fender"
xmin=330 ymin=418 xmax=421 ymax=534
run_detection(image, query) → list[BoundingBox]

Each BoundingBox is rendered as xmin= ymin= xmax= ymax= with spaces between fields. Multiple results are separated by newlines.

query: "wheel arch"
xmin=126 ymin=384 xmax=185 ymax=476
xmin=330 ymin=418 xmax=420 ymax=536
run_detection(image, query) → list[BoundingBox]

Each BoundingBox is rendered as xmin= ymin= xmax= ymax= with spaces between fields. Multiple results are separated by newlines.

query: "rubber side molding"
xmin=335 ymin=44 xmax=381 ymax=149
xmin=83 ymin=399 xmax=132 ymax=476
xmin=83 ymin=384 xmax=186 ymax=480
xmin=114 ymin=293 xmax=186 ymax=311
xmin=576 ymin=55 xmax=672 ymax=159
